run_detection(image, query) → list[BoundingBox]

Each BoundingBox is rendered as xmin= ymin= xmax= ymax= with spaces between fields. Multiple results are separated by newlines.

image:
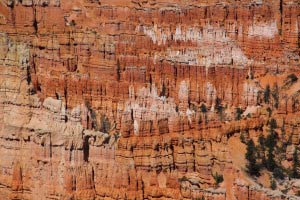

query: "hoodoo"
xmin=0 ymin=0 xmax=300 ymax=199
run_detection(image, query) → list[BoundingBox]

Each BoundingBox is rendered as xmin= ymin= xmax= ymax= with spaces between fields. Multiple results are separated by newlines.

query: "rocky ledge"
xmin=0 ymin=0 xmax=300 ymax=199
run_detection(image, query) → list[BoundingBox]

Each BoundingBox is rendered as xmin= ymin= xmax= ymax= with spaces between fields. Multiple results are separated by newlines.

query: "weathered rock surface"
xmin=0 ymin=0 xmax=300 ymax=199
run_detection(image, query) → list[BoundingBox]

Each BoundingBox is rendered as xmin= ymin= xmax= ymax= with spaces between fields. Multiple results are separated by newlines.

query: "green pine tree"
xmin=246 ymin=139 xmax=260 ymax=176
xmin=201 ymin=103 xmax=207 ymax=113
xmin=215 ymin=97 xmax=224 ymax=121
xmin=270 ymin=179 xmax=277 ymax=190
xmin=292 ymin=148 xmax=299 ymax=178
xmin=264 ymin=84 xmax=271 ymax=104
xmin=266 ymin=146 xmax=276 ymax=171
xmin=272 ymin=83 xmax=279 ymax=109
xmin=258 ymin=134 xmax=267 ymax=167
xmin=235 ymin=107 xmax=243 ymax=120
xmin=265 ymin=132 xmax=277 ymax=170
xmin=200 ymin=103 xmax=208 ymax=124
xmin=269 ymin=118 xmax=277 ymax=131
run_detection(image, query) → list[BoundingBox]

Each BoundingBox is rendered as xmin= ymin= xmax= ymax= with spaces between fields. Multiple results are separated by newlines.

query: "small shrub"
xmin=215 ymin=97 xmax=223 ymax=113
xmin=175 ymin=105 xmax=179 ymax=113
xmin=273 ymin=167 xmax=285 ymax=180
xmin=235 ymin=107 xmax=243 ymax=120
xmin=264 ymin=84 xmax=271 ymax=104
xmin=270 ymin=179 xmax=277 ymax=190
xmin=258 ymin=134 xmax=267 ymax=167
xmin=272 ymin=83 xmax=279 ymax=109
xmin=291 ymin=148 xmax=299 ymax=178
xmin=69 ymin=20 xmax=76 ymax=26
xmin=200 ymin=103 xmax=207 ymax=113
xmin=269 ymin=118 xmax=277 ymax=131
xmin=265 ymin=129 xmax=278 ymax=171
xmin=283 ymin=74 xmax=298 ymax=88
xmin=154 ymin=143 xmax=160 ymax=151
xmin=240 ymin=132 xmax=246 ymax=144
xmin=212 ymin=172 xmax=224 ymax=186
xmin=287 ymin=74 xmax=298 ymax=83
xmin=246 ymin=139 xmax=260 ymax=176
xmin=266 ymin=107 xmax=272 ymax=117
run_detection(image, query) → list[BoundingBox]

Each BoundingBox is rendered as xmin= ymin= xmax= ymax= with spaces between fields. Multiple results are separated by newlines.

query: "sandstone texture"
xmin=0 ymin=0 xmax=300 ymax=199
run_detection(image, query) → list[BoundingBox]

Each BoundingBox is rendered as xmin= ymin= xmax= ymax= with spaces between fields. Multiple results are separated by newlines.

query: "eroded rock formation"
xmin=0 ymin=0 xmax=300 ymax=199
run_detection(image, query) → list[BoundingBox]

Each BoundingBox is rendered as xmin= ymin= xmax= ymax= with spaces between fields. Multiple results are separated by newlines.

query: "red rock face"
xmin=0 ymin=0 xmax=300 ymax=199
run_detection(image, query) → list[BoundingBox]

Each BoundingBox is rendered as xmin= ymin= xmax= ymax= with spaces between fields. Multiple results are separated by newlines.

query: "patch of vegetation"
xmin=26 ymin=65 xmax=31 ymax=84
xmin=200 ymin=103 xmax=207 ymax=113
xmin=175 ymin=105 xmax=179 ymax=113
xmin=249 ymin=118 xmax=291 ymax=179
xmin=200 ymin=103 xmax=208 ymax=123
xmin=273 ymin=167 xmax=285 ymax=180
xmin=240 ymin=132 xmax=246 ymax=144
xmin=266 ymin=107 xmax=272 ymax=117
xmin=272 ymin=83 xmax=279 ymax=109
xmin=258 ymin=134 xmax=267 ymax=167
xmin=69 ymin=20 xmax=76 ymax=26
xmin=212 ymin=172 xmax=224 ymax=186
xmin=284 ymin=74 xmax=298 ymax=87
xmin=287 ymin=73 xmax=298 ymax=82
xmin=265 ymin=119 xmax=278 ymax=171
xmin=235 ymin=107 xmax=243 ymax=120
xmin=291 ymin=147 xmax=299 ymax=178
xmin=270 ymin=179 xmax=277 ymax=190
xmin=245 ymin=139 xmax=260 ymax=176
xmin=215 ymin=97 xmax=224 ymax=121
xmin=154 ymin=143 xmax=160 ymax=151
xmin=264 ymin=84 xmax=271 ymax=104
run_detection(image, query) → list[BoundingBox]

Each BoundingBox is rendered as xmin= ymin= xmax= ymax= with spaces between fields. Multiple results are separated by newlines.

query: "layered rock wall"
xmin=0 ymin=0 xmax=300 ymax=199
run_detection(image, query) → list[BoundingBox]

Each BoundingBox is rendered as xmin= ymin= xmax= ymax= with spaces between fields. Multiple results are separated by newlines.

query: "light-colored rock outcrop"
xmin=0 ymin=0 xmax=300 ymax=199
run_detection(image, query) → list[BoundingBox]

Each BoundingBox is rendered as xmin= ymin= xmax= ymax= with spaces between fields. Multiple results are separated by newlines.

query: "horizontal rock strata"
xmin=0 ymin=0 xmax=300 ymax=199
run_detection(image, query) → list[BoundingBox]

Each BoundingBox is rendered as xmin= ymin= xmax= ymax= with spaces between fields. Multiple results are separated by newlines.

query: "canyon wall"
xmin=0 ymin=0 xmax=300 ymax=199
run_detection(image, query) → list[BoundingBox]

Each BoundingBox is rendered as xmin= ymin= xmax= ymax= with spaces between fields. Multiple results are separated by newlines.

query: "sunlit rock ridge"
xmin=0 ymin=0 xmax=300 ymax=199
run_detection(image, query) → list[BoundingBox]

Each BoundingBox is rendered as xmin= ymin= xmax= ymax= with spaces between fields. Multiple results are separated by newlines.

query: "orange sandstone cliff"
xmin=0 ymin=0 xmax=300 ymax=199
